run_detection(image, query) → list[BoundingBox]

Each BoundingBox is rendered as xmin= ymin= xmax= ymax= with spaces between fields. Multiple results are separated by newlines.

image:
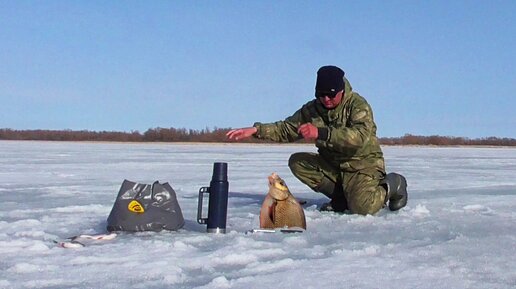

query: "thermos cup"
xmin=197 ymin=162 xmax=229 ymax=233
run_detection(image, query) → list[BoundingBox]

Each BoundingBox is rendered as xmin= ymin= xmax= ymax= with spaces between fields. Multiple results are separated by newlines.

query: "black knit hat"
xmin=315 ymin=66 xmax=345 ymax=94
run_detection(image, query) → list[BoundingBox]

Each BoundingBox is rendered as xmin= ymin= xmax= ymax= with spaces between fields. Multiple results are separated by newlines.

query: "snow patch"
xmin=7 ymin=263 xmax=41 ymax=273
xmin=463 ymin=204 xmax=493 ymax=214
xmin=53 ymin=204 xmax=109 ymax=213
xmin=411 ymin=204 xmax=430 ymax=217
xmin=200 ymin=276 xmax=231 ymax=289
xmin=333 ymin=245 xmax=381 ymax=257
xmin=243 ymin=258 xmax=296 ymax=274
xmin=23 ymin=279 xmax=69 ymax=289
xmin=27 ymin=242 xmax=50 ymax=251
xmin=14 ymin=230 xmax=46 ymax=238
xmin=213 ymin=252 xmax=259 ymax=266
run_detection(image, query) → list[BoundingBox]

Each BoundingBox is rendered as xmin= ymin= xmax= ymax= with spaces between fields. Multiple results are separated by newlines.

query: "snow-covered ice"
xmin=0 ymin=141 xmax=515 ymax=289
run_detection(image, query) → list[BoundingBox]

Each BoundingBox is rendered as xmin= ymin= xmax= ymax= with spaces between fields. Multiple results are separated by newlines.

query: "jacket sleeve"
xmin=316 ymin=98 xmax=376 ymax=151
xmin=253 ymin=106 xmax=310 ymax=142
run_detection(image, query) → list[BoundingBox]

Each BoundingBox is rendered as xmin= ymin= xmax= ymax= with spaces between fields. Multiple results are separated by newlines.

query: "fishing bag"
xmin=107 ymin=179 xmax=184 ymax=232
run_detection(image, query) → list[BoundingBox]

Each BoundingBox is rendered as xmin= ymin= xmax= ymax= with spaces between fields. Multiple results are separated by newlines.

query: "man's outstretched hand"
xmin=226 ymin=127 xmax=258 ymax=141
xmin=227 ymin=124 xmax=318 ymax=141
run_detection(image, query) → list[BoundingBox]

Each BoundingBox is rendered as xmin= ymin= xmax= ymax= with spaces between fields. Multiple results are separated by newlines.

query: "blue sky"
xmin=1 ymin=1 xmax=514 ymax=138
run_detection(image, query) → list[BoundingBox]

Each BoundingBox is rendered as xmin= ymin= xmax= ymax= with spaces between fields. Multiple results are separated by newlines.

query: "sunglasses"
xmin=315 ymin=90 xmax=339 ymax=99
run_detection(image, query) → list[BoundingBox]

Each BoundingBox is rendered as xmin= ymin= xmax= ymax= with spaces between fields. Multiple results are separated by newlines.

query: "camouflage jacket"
xmin=253 ymin=77 xmax=385 ymax=173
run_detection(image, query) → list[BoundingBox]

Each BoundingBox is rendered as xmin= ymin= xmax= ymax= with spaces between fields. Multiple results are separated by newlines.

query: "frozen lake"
xmin=0 ymin=141 xmax=515 ymax=289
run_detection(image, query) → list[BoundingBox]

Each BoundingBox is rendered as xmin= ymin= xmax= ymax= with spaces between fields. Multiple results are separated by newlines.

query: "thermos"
xmin=197 ymin=162 xmax=229 ymax=233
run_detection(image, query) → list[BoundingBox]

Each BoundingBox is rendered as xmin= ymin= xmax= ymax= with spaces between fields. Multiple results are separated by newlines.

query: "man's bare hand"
xmin=297 ymin=123 xmax=318 ymax=141
xmin=226 ymin=127 xmax=258 ymax=141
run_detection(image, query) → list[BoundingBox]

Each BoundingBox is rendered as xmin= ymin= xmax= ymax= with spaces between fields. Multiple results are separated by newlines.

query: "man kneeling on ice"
xmin=227 ymin=65 xmax=407 ymax=215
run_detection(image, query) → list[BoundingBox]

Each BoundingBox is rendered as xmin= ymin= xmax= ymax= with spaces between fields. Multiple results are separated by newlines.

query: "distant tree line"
xmin=0 ymin=128 xmax=515 ymax=146
xmin=0 ymin=127 xmax=259 ymax=143
xmin=380 ymin=134 xmax=516 ymax=146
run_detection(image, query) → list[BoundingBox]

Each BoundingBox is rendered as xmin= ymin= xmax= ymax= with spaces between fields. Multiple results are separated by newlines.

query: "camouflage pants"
xmin=288 ymin=152 xmax=386 ymax=215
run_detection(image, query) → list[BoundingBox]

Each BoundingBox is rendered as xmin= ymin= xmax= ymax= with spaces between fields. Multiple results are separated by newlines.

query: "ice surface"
xmin=0 ymin=141 xmax=515 ymax=289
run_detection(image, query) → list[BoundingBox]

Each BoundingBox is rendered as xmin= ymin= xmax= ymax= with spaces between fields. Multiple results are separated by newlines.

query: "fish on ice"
xmin=259 ymin=173 xmax=306 ymax=230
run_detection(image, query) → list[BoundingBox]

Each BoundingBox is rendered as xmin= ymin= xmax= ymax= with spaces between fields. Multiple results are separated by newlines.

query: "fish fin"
xmin=259 ymin=194 xmax=276 ymax=229
xmin=270 ymin=201 xmax=276 ymax=222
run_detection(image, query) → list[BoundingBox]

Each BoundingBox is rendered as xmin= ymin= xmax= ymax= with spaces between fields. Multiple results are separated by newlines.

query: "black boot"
xmin=381 ymin=173 xmax=408 ymax=211
xmin=317 ymin=177 xmax=348 ymax=212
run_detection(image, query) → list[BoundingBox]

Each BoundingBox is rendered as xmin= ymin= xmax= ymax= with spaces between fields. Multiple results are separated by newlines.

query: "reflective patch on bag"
xmin=128 ymin=200 xmax=144 ymax=214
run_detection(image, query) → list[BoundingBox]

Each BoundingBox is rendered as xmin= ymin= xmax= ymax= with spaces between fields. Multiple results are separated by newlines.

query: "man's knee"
xmin=288 ymin=152 xmax=325 ymax=189
xmin=288 ymin=152 xmax=310 ymax=171
xmin=288 ymin=152 xmax=317 ymax=179
xmin=346 ymin=173 xmax=386 ymax=215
